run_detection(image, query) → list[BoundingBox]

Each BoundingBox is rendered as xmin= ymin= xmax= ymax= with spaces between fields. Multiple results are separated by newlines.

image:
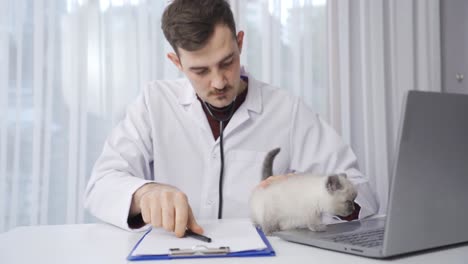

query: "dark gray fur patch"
xmin=326 ymin=174 xmax=343 ymax=193
xmin=262 ymin=148 xmax=281 ymax=180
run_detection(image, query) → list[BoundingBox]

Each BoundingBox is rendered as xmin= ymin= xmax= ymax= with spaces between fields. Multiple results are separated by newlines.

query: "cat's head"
xmin=324 ymin=173 xmax=358 ymax=217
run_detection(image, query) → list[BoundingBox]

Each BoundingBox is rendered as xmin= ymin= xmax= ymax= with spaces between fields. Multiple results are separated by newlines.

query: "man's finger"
xmin=151 ymin=202 xmax=162 ymax=227
xmin=149 ymin=199 xmax=162 ymax=227
xmin=257 ymin=174 xmax=293 ymax=189
xmin=174 ymin=193 xmax=189 ymax=238
xmin=187 ymin=207 xmax=204 ymax=234
xmin=141 ymin=202 xmax=151 ymax=224
xmin=258 ymin=180 xmax=269 ymax=188
xmin=161 ymin=193 xmax=175 ymax=231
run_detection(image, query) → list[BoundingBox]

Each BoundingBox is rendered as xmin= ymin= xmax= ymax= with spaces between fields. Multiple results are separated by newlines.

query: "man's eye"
xmin=194 ymin=70 xmax=208 ymax=76
xmin=221 ymin=60 xmax=233 ymax=68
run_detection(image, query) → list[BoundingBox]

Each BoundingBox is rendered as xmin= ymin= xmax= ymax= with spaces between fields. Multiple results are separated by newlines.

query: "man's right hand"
xmin=130 ymin=183 xmax=203 ymax=238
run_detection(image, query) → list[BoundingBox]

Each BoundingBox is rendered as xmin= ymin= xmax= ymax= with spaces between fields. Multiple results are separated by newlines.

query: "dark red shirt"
xmin=197 ymin=86 xmax=248 ymax=140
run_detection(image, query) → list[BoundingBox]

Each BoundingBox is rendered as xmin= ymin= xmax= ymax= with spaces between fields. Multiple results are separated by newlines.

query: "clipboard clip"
xmin=169 ymin=245 xmax=230 ymax=257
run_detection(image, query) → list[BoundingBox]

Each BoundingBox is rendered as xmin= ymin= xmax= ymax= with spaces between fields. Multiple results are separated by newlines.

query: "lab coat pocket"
xmin=226 ymin=149 xmax=267 ymax=182
xmin=222 ymin=149 xmax=268 ymax=217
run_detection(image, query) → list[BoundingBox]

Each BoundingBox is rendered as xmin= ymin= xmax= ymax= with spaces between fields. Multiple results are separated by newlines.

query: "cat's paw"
xmin=308 ymin=223 xmax=327 ymax=232
xmin=262 ymin=224 xmax=279 ymax=236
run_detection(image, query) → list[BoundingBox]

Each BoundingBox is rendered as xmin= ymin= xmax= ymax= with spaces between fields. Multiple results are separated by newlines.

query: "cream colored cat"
xmin=250 ymin=148 xmax=358 ymax=234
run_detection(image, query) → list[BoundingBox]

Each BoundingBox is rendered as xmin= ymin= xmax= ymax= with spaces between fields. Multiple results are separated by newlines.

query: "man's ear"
xmin=167 ymin=52 xmax=183 ymax=71
xmin=236 ymin=31 xmax=244 ymax=53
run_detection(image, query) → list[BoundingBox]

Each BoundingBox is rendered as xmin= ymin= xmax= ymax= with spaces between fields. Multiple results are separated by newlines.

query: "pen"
xmin=184 ymin=229 xmax=212 ymax=243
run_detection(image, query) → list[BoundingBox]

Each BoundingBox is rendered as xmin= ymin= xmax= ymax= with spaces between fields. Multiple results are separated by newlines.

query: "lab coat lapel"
xmin=223 ymin=76 xmax=263 ymax=139
xmin=178 ymin=80 xmax=213 ymax=136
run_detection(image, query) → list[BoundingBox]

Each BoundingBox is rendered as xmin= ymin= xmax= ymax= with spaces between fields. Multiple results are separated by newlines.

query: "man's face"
xmin=168 ymin=24 xmax=245 ymax=108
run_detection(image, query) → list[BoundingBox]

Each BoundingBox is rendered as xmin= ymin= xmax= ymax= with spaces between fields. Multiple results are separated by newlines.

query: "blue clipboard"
xmin=127 ymin=226 xmax=275 ymax=261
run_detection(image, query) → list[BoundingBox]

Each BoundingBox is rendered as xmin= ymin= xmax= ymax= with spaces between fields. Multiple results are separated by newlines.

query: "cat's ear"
xmin=338 ymin=173 xmax=347 ymax=179
xmin=326 ymin=175 xmax=343 ymax=193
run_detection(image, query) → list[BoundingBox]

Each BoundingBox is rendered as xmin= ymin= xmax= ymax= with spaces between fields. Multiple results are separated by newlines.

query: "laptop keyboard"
xmin=325 ymin=228 xmax=384 ymax=248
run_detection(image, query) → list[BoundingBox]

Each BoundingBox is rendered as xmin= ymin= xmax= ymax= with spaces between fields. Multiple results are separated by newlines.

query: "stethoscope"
xmin=201 ymin=97 xmax=237 ymax=219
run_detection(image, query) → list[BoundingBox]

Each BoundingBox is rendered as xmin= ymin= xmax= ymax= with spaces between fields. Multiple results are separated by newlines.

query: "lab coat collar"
xmin=178 ymin=79 xmax=197 ymax=105
xmin=239 ymin=68 xmax=263 ymax=114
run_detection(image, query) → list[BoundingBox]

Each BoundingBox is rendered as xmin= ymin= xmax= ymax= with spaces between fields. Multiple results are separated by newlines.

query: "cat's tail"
xmin=262 ymin=148 xmax=281 ymax=180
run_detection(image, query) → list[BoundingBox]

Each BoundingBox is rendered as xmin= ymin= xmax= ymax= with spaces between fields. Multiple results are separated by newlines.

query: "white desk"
xmin=1 ymin=223 xmax=467 ymax=264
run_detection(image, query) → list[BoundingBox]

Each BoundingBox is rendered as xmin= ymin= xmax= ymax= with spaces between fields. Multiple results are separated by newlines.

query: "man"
xmin=84 ymin=0 xmax=378 ymax=238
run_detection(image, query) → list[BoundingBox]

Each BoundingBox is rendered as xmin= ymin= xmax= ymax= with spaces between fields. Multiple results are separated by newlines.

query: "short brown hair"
xmin=161 ymin=0 xmax=237 ymax=54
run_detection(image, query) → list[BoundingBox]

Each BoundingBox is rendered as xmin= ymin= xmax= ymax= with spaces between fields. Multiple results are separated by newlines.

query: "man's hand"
xmin=130 ymin=183 xmax=203 ymax=238
xmin=257 ymin=173 xmax=295 ymax=189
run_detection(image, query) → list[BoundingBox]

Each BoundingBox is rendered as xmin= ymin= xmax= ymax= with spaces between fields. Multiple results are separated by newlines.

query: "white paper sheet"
xmin=132 ymin=219 xmax=267 ymax=255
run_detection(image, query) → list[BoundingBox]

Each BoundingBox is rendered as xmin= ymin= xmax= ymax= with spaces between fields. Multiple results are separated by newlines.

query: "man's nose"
xmin=211 ymin=70 xmax=227 ymax=90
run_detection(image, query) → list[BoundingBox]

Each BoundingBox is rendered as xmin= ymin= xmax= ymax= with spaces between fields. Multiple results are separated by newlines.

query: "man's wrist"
xmin=127 ymin=213 xmax=145 ymax=229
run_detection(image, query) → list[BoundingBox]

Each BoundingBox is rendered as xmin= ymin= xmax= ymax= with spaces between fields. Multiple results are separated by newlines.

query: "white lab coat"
xmin=84 ymin=70 xmax=378 ymax=231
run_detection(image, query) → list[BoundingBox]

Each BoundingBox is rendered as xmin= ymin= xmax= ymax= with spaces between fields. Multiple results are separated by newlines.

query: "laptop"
xmin=275 ymin=90 xmax=468 ymax=258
